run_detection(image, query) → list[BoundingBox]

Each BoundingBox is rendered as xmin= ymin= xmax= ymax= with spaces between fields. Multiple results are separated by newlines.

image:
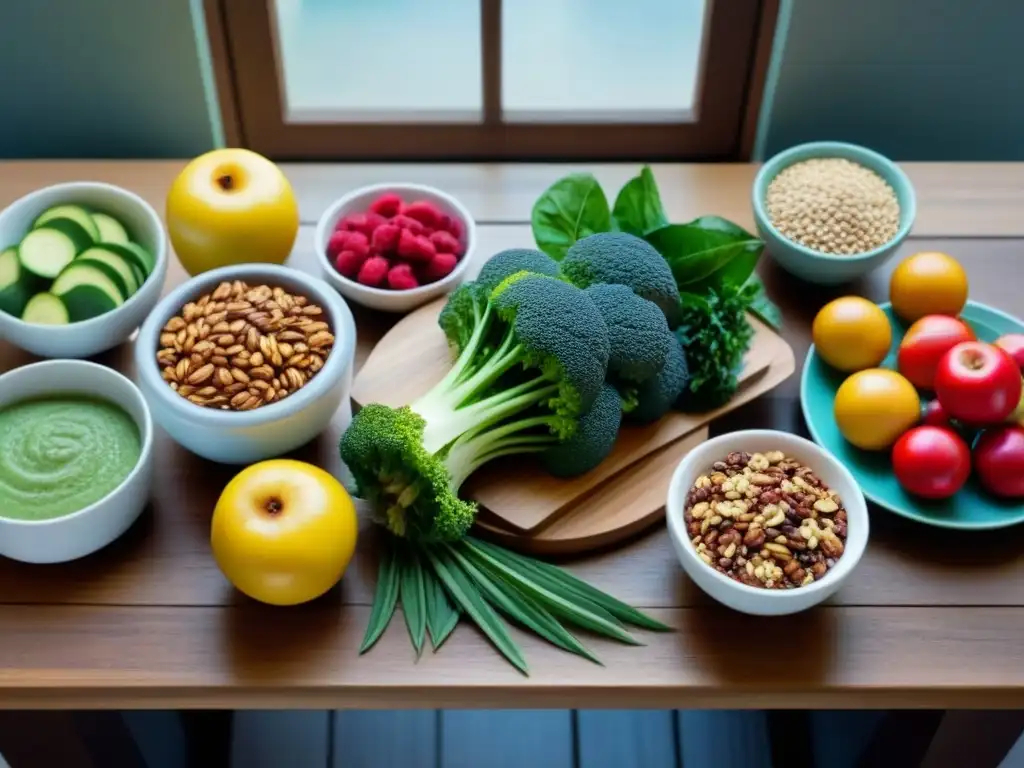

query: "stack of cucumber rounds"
xmin=0 ymin=204 xmax=156 ymax=324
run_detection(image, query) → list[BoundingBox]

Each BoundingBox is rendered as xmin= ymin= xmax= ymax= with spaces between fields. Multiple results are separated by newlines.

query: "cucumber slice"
xmin=121 ymin=241 xmax=155 ymax=276
xmin=101 ymin=242 xmax=153 ymax=281
xmin=76 ymin=246 xmax=139 ymax=297
xmin=17 ymin=226 xmax=80 ymax=279
xmin=21 ymin=292 xmax=70 ymax=325
xmin=36 ymin=218 xmax=95 ymax=253
xmin=51 ymin=261 xmax=123 ymax=322
xmin=74 ymin=258 xmax=132 ymax=300
xmin=91 ymin=212 xmax=130 ymax=245
xmin=32 ymin=204 xmax=100 ymax=241
xmin=0 ymin=247 xmax=37 ymax=317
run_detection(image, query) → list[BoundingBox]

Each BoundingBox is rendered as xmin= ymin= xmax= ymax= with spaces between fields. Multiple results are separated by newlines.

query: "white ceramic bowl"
xmin=0 ymin=181 xmax=168 ymax=358
xmin=314 ymin=182 xmax=476 ymax=313
xmin=134 ymin=263 xmax=356 ymax=465
xmin=665 ymin=430 xmax=869 ymax=616
xmin=0 ymin=360 xmax=155 ymax=564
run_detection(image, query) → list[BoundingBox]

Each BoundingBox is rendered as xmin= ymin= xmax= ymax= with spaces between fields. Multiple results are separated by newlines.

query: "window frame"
xmin=211 ymin=0 xmax=778 ymax=161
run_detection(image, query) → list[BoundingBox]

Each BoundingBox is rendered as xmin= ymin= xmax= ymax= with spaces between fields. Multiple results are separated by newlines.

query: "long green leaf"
xmin=611 ymin=165 xmax=669 ymax=237
xmin=462 ymin=541 xmax=642 ymax=645
xmin=426 ymin=548 xmax=529 ymax=675
xmin=400 ymin=551 xmax=427 ymax=656
xmin=467 ymin=538 xmax=672 ymax=632
xmin=423 ymin=562 xmax=460 ymax=651
xmin=359 ymin=543 xmax=401 ymax=654
xmin=449 ymin=543 xmax=601 ymax=665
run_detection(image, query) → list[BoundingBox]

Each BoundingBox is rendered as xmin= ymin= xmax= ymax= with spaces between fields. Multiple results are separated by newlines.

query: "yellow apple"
xmin=211 ymin=459 xmax=358 ymax=606
xmin=166 ymin=148 xmax=299 ymax=276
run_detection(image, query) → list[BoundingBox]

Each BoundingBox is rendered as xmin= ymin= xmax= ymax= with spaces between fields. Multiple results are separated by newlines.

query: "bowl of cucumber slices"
xmin=0 ymin=181 xmax=167 ymax=358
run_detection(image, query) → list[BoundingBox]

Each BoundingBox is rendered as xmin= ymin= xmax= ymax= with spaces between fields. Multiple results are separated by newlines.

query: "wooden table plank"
xmin=0 ymin=605 xmax=1022 ymax=710
xmin=2 ymin=161 xmax=1024 ymax=237
xmin=2 ymin=230 xmax=1021 ymax=611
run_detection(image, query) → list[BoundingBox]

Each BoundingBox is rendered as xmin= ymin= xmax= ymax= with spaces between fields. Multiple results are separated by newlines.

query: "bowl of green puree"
xmin=0 ymin=359 xmax=154 ymax=564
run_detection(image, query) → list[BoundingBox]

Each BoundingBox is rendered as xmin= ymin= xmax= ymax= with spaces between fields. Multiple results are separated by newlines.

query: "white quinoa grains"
xmin=765 ymin=157 xmax=901 ymax=255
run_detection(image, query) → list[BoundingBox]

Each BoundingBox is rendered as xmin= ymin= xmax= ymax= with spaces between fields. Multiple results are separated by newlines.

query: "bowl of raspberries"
xmin=315 ymin=183 xmax=476 ymax=312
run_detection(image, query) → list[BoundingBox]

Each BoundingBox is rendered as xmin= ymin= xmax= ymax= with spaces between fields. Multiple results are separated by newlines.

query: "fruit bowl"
xmin=0 ymin=181 xmax=168 ymax=358
xmin=314 ymin=182 xmax=476 ymax=313
xmin=802 ymin=300 xmax=1024 ymax=529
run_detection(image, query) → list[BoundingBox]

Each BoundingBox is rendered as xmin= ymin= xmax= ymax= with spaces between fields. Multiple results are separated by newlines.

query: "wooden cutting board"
xmin=351 ymin=298 xmax=793 ymax=533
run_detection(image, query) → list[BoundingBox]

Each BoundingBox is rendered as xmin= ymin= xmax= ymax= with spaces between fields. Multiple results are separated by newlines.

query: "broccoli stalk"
xmin=341 ymin=273 xmax=610 ymax=544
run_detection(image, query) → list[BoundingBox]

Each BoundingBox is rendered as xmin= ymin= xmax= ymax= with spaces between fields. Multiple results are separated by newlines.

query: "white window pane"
xmin=273 ymin=0 xmax=482 ymax=122
xmin=502 ymin=0 xmax=708 ymax=122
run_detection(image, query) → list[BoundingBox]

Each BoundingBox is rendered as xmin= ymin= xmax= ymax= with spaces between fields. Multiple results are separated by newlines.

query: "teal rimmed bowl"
xmin=752 ymin=141 xmax=916 ymax=285
xmin=801 ymin=300 xmax=1024 ymax=530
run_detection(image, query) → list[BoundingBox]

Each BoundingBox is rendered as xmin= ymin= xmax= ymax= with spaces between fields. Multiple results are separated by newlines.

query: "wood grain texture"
xmin=1 ymin=605 xmax=1024 ymax=709
xmin=1 ymin=162 xmax=1024 ymax=707
xmin=2 ymin=162 xmax=1024 ymax=235
xmin=350 ymin=298 xmax=788 ymax=534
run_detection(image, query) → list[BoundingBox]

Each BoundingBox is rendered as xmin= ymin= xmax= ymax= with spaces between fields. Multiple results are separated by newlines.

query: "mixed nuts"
xmin=683 ymin=450 xmax=848 ymax=589
xmin=156 ymin=281 xmax=334 ymax=411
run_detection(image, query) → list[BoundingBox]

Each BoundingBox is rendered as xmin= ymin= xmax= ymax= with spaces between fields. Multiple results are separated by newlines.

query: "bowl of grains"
xmin=134 ymin=263 xmax=356 ymax=464
xmin=752 ymin=141 xmax=916 ymax=285
xmin=666 ymin=430 xmax=869 ymax=616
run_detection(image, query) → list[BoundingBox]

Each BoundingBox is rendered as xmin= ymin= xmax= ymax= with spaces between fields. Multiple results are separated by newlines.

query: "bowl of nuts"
xmin=314 ymin=182 xmax=476 ymax=313
xmin=666 ymin=429 xmax=869 ymax=616
xmin=751 ymin=141 xmax=916 ymax=285
xmin=134 ymin=263 xmax=355 ymax=464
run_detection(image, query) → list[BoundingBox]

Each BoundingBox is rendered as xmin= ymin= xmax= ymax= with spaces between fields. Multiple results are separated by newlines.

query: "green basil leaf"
xmin=745 ymin=274 xmax=782 ymax=330
xmin=611 ymin=165 xmax=668 ymax=237
xmin=359 ymin=543 xmax=401 ymax=654
xmin=531 ymin=173 xmax=611 ymax=261
xmin=645 ymin=223 xmax=764 ymax=292
xmin=400 ymin=551 xmax=427 ymax=656
xmin=423 ymin=563 xmax=460 ymax=651
xmin=426 ymin=548 xmax=529 ymax=675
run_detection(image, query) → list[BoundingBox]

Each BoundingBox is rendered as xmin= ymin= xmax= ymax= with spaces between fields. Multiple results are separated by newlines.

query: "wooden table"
xmin=2 ymin=162 xmax=1024 ymax=715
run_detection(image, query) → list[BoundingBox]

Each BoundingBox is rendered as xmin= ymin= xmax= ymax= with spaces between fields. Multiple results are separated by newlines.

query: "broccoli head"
xmin=584 ymin=284 xmax=672 ymax=383
xmin=560 ymin=232 xmax=681 ymax=325
xmin=340 ymin=272 xmax=611 ymax=544
xmin=476 ymin=248 xmax=560 ymax=292
xmin=541 ymin=383 xmax=622 ymax=478
xmin=626 ymin=337 xmax=690 ymax=425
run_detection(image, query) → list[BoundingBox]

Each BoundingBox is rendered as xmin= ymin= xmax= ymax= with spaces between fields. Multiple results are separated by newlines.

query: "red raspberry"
xmin=397 ymin=229 xmax=436 ymax=263
xmin=335 ymin=249 xmax=367 ymax=278
xmin=421 ymin=252 xmax=459 ymax=283
xmin=371 ymin=223 xmax=401 ymax=254
xmin=429 ymin=230 xmax=462 ymax=256
xmin=438 ymin=214 xmax=464 ymax=240
xmin=356 ymin=255 xmax=390 ymax=287
xmin=327 ymin=230 xmax=370 ymax=258
xmin=401 ymin=200 xmax=443 ymax=229
xmin=327 ymin=231 xmax=349 ymax=257
xmin=387 ymin=263 xmax=420 ymax=291
xmin=391 ymin=214 xmax=426 ymax=236
xmin=368 ymin=192 xmax=404 ymax=218
xmin=339 ymin=212 xmax=387 ymax=237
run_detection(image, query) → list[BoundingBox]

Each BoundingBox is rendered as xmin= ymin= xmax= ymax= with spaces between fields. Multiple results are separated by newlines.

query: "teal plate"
xmin=801 ymin=300 xmax=1024 ymax=530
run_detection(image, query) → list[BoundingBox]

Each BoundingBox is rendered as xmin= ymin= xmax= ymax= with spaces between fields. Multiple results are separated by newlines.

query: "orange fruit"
xmin=834 ymin=368 xmax=920 ymax=451
xmin=812 ymin=296 xmax=893 ymax=372
xmin=889 ymin=251 xmax=969 ymax=323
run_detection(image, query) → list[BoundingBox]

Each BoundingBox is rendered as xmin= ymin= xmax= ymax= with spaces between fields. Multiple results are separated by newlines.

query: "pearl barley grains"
xmin=765 ymin=157 xmax=901 ymax=255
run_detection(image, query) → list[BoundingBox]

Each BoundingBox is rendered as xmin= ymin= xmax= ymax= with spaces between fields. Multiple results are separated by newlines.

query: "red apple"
xmin=934 ymin=341 xmax=1022 ymax=424
xmin=897 ymin=315 xmax=976 ymax=390
xmin=994 ymin=333 xmax=1024 ymax=370
xmin=921 ymin=399 xmax=952 ymax=428
xmin=973 ymin=425 xmax=1024 ymax=498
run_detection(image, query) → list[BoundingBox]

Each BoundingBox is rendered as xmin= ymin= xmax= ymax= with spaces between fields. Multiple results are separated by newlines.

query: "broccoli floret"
xmin=476 ymin=248 xmax=560 ymax=292
xmin=340 ymin=272 xmax=611 ymax=543
xmin=626 ymin=338 xmax=690 ymax=425
xmin=560 ymin=232 xmax=681 ymax=325
xmin=584 ymin=284 xmax=672 ymax=383
xmin=541 ymin=383 xmax=622 ymax=477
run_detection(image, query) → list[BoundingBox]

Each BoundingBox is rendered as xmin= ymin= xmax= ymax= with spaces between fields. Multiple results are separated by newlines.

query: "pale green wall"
xmin=0 ymin=0 xmax=219 ymax=159
xmin=757 ymin=0 xmax=1024 ymax=160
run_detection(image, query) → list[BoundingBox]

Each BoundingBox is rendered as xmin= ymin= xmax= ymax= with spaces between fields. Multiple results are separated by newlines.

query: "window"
xmin=212 ymin=0 xmax=778 ymax=160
